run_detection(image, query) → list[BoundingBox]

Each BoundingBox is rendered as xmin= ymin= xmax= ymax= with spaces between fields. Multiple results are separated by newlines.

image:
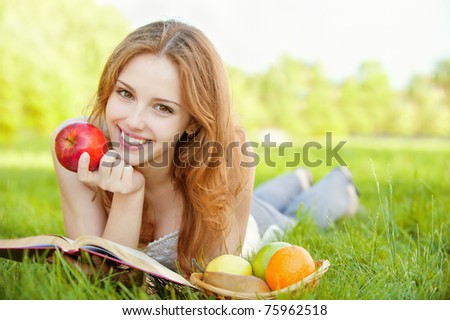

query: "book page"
xmin=73 ymin=235 xmax=192 ymax=287
xmin=0 ymin=235 xmax=73 ymax=251
xmin=0 ymin=234 xmax=192 ymax=287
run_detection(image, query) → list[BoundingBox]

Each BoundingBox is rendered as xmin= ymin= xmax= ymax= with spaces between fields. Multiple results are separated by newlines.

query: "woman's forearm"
xmin=102 ymin=187 xmax=145 ymax=248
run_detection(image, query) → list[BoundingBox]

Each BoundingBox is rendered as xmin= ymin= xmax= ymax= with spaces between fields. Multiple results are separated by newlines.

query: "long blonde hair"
xmin=89 ymin=20 xmax=246 ymax=274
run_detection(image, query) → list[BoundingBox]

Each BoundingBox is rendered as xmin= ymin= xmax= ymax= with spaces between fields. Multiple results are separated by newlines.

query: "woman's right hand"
xmin=76 ymin=151 xmax=145 ymax=195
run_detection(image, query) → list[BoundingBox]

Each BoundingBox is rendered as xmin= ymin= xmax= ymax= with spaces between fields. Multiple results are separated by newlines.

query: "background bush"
xmin=0 ymin=0 xmax=449 ymax=139
xmin=0 ymin=0 xmax=129 ymax=136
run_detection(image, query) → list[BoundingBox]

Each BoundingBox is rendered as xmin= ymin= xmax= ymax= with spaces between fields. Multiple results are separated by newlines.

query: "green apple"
xmin=251 ymin=242 xmax=291 ymax=281
xmin=205 ymin=254 xmax=253 ymax=276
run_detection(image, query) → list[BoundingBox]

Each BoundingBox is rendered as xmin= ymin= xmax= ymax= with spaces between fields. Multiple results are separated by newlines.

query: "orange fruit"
xmin=265 ymin=245 xmax=316 ymax=291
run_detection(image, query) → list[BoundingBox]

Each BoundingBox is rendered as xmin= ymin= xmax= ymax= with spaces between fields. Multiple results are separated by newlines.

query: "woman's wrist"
xmin=113 ymin=185 xmax=145 ymax=212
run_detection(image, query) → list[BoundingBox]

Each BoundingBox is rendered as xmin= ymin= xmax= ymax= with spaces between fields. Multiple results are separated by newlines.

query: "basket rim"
xmin=190 ymin=259 xmax=330 ymax=300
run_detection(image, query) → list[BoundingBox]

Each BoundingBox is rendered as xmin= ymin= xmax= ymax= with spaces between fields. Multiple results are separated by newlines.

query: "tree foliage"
xmin=230 ymin=56 xmax=450 ymax=139
xmin=0 ymin=0 xmax=129 ymax=135
xmin=0 ymin=1 xmax=448 ymax=139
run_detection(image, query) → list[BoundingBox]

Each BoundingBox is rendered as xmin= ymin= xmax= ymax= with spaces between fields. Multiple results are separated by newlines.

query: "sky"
xmin=97 ymin=0 xmax=450 ymax=89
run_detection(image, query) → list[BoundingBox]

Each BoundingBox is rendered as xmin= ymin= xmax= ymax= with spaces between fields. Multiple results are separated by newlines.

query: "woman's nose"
xmin=125 ymin=107 xmax=145 ymax=131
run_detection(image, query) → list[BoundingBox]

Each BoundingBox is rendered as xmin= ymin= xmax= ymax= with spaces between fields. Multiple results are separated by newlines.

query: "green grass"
xmin=0 ymin=133 xmax=449 ymax=299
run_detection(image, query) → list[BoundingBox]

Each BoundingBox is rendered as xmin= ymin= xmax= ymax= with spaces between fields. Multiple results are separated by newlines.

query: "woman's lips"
xmin=119 ymin=129 xmax=152 ymax=149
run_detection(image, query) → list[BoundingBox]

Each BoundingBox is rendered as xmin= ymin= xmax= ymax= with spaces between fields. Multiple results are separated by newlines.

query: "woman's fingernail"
xmin=80 ymin=153 xmax=89 ymax=162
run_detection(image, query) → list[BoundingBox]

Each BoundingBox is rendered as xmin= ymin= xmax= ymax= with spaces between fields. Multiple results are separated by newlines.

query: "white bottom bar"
xmin=1 ymin=300 xmax=448 ymax=320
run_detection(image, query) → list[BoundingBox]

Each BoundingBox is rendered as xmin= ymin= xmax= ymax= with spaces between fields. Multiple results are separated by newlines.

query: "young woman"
xmin=52 ymin=20 xmax=359 ymax=276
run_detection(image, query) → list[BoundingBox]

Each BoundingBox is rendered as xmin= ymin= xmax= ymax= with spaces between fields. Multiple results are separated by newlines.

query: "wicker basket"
xmin=190 ymin=259 xmax=330 ymax=300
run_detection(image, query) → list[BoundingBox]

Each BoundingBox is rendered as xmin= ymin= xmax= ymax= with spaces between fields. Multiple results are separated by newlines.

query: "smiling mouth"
xmin=120 ymin=130 xmax=152 ymax=147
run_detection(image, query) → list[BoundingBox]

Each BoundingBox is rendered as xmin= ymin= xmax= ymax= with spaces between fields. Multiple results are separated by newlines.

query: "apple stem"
xmin=65 ymin=136 xmax=75 ymax=145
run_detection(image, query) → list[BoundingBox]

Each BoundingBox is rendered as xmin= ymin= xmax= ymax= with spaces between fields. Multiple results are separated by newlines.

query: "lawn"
xmin=0 ymin=133 xmax=449 ymax=299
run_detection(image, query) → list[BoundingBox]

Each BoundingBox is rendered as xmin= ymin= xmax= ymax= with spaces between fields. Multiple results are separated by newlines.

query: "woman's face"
xmin=105 ymin=53 xmax=192 ymax=167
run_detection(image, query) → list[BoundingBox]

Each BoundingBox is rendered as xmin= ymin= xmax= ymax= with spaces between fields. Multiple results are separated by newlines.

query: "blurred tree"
xmin=258 ymin=56 xmax=306 ymax=133
xmin=230 ymin=56 xmax=449 ymax=138
xmin=338 ymin=77 xmax=370 ymax=134
xmin=1 ymin=2 xmax=448 ymax=139
xmin=302 ymin=64 xmax=346 ymax=136
xmin=0 ymin=0 xmax=129 ymax=137
xmin=433 ymin=59 xmax=450 ymax=104
xmin=432 ymin=60 xmax=450 ymax=135
xmin=356 ymin=61 xmax=395 ymax=135
xmin=407 ymin=74 xmax=450 ymax=135
xmin=229 ymin=67 xmax=273 ymax=132
xmin=230 ymin=56 xmax=312 ymax=138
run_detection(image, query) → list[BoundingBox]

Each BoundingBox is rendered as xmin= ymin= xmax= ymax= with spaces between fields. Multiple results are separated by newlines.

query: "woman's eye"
xmin=117 ymin=89 xmax=134 ymax=100
xmin=156 ymin=104 xmax=173 ymax=114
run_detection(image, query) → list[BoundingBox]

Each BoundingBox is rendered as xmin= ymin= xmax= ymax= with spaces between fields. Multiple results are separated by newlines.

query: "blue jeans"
xmin=251 ymin=167 xmax=357 ymax=233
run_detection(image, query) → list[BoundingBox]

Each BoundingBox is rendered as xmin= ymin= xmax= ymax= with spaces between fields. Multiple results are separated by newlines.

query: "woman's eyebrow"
xmin=156 ymin=98 xmax=182 ymax=108
xmin=116 ymin=79 xmax=136 ymax=93
xmin=116 ymin=79 xmax=181 ymax=107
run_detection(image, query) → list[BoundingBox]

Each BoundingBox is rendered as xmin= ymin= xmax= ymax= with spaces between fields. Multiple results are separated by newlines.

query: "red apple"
xmin=54 ymin=121 xmax=108 ymax=172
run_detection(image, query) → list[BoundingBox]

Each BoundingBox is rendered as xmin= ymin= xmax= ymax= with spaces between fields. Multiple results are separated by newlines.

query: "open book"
xmin=0 ymin=234 xmax=193 ymax=288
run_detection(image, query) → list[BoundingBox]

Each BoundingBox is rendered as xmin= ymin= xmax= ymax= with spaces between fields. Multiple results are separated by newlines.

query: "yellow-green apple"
xmin=54 ymin=121 xmax=108 ymax=172
xmin=205 ymin=254 xmax=253 ymax=276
